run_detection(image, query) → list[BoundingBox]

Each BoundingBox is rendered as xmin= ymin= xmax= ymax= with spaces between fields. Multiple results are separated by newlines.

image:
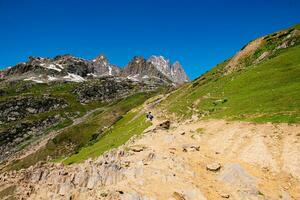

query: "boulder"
xmin=206 ymin=163 xmax=221 ymax=172
xmin=220 ymin=193 xmax=230 ymax=198
xmin=182 ymin=144 xmax=200 ymax=152
xmin=158 ymin=120 xmax=171 ymax=129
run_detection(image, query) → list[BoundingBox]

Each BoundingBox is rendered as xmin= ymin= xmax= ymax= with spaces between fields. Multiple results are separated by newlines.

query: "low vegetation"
xmin=63 ymin=109 xmax=151 ymax=164
xmin=161 ymin=38 xmax=300 ymax=123
xmin=7 ymin=92 xmax=155 ymax=170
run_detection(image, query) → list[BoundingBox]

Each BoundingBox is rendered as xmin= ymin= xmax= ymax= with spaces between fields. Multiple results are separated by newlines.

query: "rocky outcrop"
xmin=0 ymin=118 xmax=300 ymax=199
xmin=0 ymin=96 xmax=67 ymax=163
xmin=121 ymin=56 xmax=172 ymax=84
xmin=72 ymin=77 xmax=158 ymax=103
xmin=148 ymin=56 xmax=189 ymax=84
xmin=0 ymin=115 xmax=62 ymax=163
xmin=0 ymin=96 xmax=67 ymax=123
xmin=91 ymin=54 xmax=121 ymax=76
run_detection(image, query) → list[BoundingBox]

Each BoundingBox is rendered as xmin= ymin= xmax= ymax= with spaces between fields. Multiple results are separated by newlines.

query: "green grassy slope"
xmin=63 ymin=110 xmax=151 ymax=164
xmin=7 ymin=92 xmax=154 ymax=170
xmin=161 ymin=32 xmax=300 ymax=123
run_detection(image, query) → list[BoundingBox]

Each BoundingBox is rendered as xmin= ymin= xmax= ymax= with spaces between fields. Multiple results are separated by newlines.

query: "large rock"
xmin=206 ymin=163 xmax=221 ymax=172
xmin=158 ymin=120 xmax=171 ymax=130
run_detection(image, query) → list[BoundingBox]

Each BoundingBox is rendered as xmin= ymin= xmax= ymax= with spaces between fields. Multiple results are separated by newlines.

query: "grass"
xmin=7 ymin=92 xmax=155 ymax=170
xmin=63 ymin=110 xmax=151 ymax=164
xmin=161 ymin=44 xmax=300 ymax=123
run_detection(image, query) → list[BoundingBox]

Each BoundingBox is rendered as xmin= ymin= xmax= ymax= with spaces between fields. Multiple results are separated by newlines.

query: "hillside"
xmin=161 ymin=24 xmax=300 ymax=123
xmin=0 ymin=24 xmax=300 ymax=200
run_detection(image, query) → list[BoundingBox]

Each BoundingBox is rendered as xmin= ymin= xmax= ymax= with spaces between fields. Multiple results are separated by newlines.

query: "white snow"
xmin=24 ymin=77 xmax=44 ymax=83
xmin=55 ymin=63 xmax=64 ymax=69
xmin=142 ymin=75 xmax=149 ymax=79
xmin=126 ymin=75 xmax=139 ymax=82
xmin=45 ymin=64 xmax=62 ymax=72
xmin=108 ymin=65 xmax=112 ymax=75
xmin=87 ymin=73 xmax=97 ymax=77
xmin=47 ymin=76 xmax=58 ymax=81
xmin=63 ymin=73 xmax=85 ymax=82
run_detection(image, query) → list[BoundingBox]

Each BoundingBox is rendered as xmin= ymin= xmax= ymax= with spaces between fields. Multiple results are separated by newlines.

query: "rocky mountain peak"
xmin=0 ymin=54 xmax=189 ymax=85
xmin=91 ymin=54 xmax=119 ymax=76
xmin=147 ymin=55 xmax=189 ymax=84
xmin=171 ymin=61 xmax=190 ymax=83
xmin=148 ymin=55 xmax=171 ymax=77
xmin=92 ymin=54 xmax=108 ymax=63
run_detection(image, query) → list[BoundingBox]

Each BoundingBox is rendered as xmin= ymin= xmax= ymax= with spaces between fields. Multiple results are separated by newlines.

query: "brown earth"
xmin=1 ymin=97 xmax=300 ymax=200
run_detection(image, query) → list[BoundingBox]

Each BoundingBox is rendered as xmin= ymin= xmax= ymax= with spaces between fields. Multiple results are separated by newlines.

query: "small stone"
xmin=206 ymin=163 xmax=221 ymax=172
xmin=129 ymin=145 xmax=145 ymax=152
xmin=159 ymin=120 xmax=171 ymax=129
xmin=173 ymin=192 xmax=186 ymax=200
xmin=182 ymin=144 xmax=200 ymax=152
xmin=220 ymin=193 xmax=230 ymax=198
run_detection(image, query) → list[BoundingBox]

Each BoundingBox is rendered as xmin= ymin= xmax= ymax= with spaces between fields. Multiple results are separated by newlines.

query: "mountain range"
xmin=0 ymin=54 xmax=189 ymax=85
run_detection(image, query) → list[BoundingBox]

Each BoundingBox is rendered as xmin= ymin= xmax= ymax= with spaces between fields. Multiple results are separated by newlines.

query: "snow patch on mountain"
xmin=24 ymin=77 xmax=44 ymax=83
xmin=127 ymin=74 xmax=140 ymax=82
xmin=108 ymin=65 xmax=112 ymax=75
xmin=47 ymin=76 xmax=58 ymax=81
xmin=44 ymin=64 xmax=62 ymax=72
xmin=63 ymin=73 xmax=85 ymax=82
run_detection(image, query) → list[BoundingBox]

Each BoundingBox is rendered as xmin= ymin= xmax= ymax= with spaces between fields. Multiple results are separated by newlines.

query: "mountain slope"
xmin=0 ymin=54 xmax=189 ymax=85
xmin=160 ymin=24 xmax=300 ymax=123
xmin=0 ymin=77 xmax=162 ymax=168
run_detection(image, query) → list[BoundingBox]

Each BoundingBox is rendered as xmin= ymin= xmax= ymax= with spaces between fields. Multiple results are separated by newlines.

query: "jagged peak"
xmin=92 ymin=54 xmax=108 ymax=62
xmin=129 ymin=56 xmax=146 ymax=64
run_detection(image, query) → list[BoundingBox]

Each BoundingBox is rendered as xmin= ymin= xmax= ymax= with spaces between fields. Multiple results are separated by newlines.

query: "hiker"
xmin=146 ymin=112 xmax=154 ymax=121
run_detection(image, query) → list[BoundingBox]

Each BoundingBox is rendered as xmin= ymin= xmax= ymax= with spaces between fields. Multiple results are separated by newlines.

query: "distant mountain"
xmin=147 ymin=55 xmax=189 ymax=84
xmin=0 ymin=54 xmax=189 ymax=85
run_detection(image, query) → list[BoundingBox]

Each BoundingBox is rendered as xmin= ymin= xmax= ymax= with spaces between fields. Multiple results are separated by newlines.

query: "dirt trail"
xmin=1 ymin=96 xmax=300 ymax=200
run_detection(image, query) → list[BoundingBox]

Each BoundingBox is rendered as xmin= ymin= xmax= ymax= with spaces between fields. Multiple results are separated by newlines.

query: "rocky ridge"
xmin=0 ymin=54 xmax=189 ymax=85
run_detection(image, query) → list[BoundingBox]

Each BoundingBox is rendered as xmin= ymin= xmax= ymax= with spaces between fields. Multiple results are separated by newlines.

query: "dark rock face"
xmin=72 ymin=77 xmax=157 ymax=103
xmin=0 ymin=96 xmax=68 ymax=163
xmin=171 ymin=61 xmax=190 ymax=84
xmin=121 ymin=56 xmax=172 ymax=84
xmin=0 ymin=96 xmax=68 ymax=123
xmin=146 ymin=56 xmax=189 ymax=84
xmin=0 ymin=116 xmax=61 ymax=162
xmin=91 ymin=54 xmax=121 ymax=76
xmin=158 ymin=120 xmax=171 ymax=130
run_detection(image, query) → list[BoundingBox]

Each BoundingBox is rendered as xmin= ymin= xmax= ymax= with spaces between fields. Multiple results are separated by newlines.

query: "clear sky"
xmin=0 ymin=0 xmax=300 ymax=80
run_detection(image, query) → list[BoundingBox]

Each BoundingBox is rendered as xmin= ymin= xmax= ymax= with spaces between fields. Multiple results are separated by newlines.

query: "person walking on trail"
xmin=146 ymin=112 xmax=154 ymax=121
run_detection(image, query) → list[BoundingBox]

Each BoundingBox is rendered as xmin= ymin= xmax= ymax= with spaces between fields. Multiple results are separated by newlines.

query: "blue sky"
xmin=0 ymin=0 xmax=300 ymax=80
